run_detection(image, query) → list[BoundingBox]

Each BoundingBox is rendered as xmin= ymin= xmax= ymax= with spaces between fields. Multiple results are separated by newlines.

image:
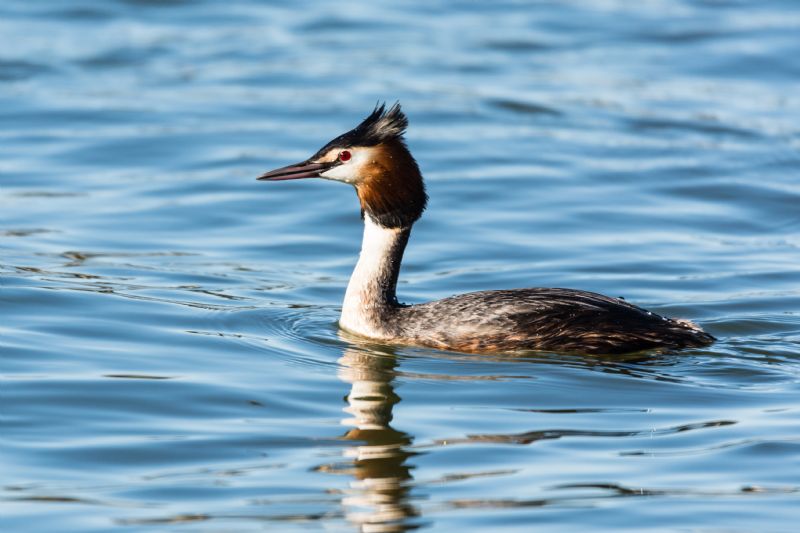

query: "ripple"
xmin=427 ymin=419 xmax=736 ymax=447
xmin=103 ymin=374 xmax=173 ymax=380
xmin=444 ymin=483 xmax=799 ymax=512
xmin=77 ymin=46 xmax=168 ymax=69
xmin=621 ymin=437 xmax=800 ymax=458
xmin=212 ymin=303 xmax=345 ymax=370
xmin=0 ymin=59 xmax=51 ymax=81
xmin=487 ymin=97 xmax=563 ymax=117
xmin=627 ymin=115 xmax=760 ymax=139
xmin=2 ymin=228 xmax=56 ymax=237
xmin=482 ymin=39 xmax=551 ymax=52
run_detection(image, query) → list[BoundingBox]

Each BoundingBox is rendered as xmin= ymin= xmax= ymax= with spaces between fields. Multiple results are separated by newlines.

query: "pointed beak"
xmin=257 ymin=160 xmax=333 ymax=181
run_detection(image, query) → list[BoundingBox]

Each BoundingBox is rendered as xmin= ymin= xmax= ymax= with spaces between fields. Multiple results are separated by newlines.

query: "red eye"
xmin=338 ymin=150 xmax=351 ymax=162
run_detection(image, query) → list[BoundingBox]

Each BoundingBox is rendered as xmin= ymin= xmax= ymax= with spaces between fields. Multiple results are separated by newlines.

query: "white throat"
xmin=339 ymin=216 xmax=410 ymax=339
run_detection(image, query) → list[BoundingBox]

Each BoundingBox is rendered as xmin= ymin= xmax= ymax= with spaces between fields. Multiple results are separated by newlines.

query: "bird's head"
xmin=258 ymin=103 xmax=427 ymax=229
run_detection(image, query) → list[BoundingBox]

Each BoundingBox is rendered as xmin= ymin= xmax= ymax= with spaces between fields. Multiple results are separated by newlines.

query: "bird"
xmin=257 ymin=103 xmax=715 ymax=355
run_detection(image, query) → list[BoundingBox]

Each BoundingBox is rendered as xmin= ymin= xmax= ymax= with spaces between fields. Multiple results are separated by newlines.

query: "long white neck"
xmin=339 ymin=216 xmax=410 ymax=338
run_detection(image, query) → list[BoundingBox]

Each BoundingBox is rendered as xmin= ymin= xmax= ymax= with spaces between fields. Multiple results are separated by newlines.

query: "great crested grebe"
xmin=258 ymin=103 xmax=715 ymax=355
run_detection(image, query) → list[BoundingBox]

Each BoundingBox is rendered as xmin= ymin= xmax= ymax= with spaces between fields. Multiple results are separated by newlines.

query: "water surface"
xmin=2 ymin=1 xmax=800 ymax=531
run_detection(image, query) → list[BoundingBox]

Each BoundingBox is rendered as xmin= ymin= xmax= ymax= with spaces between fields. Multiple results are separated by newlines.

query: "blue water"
xmin=2 ymin=1 xmax=800 ymax=531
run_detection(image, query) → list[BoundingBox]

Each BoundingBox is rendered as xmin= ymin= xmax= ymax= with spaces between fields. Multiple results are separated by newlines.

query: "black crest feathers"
xmin=313 ymin=102 xmax=408 ymax=157
xmin=354 ymin=102 xmax=408 ymax=145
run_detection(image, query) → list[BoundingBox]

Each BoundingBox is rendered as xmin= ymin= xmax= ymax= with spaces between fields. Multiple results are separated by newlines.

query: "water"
xmin=2 ymin=1 xmax=800 ymax=531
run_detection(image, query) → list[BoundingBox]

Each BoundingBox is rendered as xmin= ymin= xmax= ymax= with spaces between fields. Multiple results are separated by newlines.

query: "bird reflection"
xmin=317 ymin=348 xmax=419 ymax=532
xmin=317 ymin=345 xmax=679 ymax=531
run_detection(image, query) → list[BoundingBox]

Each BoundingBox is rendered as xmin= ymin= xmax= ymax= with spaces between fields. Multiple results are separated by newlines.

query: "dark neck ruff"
xmin=356 ymin=140 xmax=427 ymax=229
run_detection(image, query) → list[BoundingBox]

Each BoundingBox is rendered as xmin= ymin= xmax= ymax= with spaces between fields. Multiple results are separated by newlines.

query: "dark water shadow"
xmin=428 ymin=419 xmax=735 ymax=447
xmin=443 ymin=482 xmax=799 ymax=512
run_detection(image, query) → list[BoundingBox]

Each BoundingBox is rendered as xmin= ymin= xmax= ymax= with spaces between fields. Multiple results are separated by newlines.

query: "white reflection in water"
xmin=334 ymin=349 xmax=418 ymax=532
